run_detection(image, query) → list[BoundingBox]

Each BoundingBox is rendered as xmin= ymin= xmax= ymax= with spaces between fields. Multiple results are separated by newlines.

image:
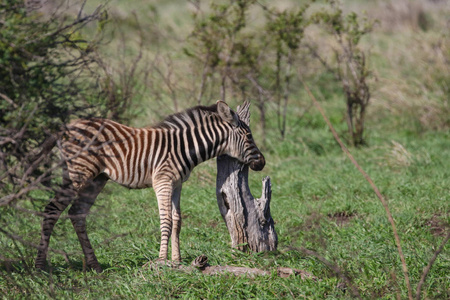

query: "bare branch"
xmin=415 ymin=231 xmax=450 ymax=300
xmin=301 ymin=78 xmax=413 ymax=300
xmin=0 ymin=92 xmax=18 ymax=109
xmin=299 ymin=247 xmax=361 ymax=299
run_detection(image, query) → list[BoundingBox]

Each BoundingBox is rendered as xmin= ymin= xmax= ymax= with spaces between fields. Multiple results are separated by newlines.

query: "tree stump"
xmin=216 ymin=102 xmax=277 ymax=252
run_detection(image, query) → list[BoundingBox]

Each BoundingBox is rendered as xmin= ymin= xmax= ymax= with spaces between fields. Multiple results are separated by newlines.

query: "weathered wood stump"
xmin=216 ymin=102 xmax=277 ymax=252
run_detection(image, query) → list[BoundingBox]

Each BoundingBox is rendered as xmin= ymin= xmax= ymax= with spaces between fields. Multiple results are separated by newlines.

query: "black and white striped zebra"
xmin=35 ymin=101 xmax=265 ymax=272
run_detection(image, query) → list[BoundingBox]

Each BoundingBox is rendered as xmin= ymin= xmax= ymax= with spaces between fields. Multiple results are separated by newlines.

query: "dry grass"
xmin=386 ymin=141 xmax=414 ymax=168
xmin=300 ymin=1 xmax=449 ymax=132
xmin=363 ymin=0 xmax=450 ymax=130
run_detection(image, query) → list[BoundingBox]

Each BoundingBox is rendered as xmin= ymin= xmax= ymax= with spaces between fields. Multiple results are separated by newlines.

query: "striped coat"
xmin=36 ymin=101 xmax=265 ymax=272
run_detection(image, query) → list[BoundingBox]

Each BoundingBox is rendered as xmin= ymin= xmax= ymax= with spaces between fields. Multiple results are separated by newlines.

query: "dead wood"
xmin=189 ymin=255 xmax=314 ymax=279
xmin=146 ymin=255 xmax=316 ymax=280
xmin=216 ymin=102 xmax=277 ymax=252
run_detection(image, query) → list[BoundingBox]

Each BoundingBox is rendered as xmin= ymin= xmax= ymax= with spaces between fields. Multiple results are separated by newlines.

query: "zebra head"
xmin=217 ymin=101 xmax=265 ymax=171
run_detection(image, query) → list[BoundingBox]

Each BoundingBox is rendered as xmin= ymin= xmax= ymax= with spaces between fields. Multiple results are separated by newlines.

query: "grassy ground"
xmin=2 ymin=125 xmax=448 ymax=299
xmin=1 ymin=0 xmax=449 ymax=299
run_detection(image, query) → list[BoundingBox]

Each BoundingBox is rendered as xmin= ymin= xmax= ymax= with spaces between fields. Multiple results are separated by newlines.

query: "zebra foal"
xmin=35 ymin=101 xmax=265 ymax=272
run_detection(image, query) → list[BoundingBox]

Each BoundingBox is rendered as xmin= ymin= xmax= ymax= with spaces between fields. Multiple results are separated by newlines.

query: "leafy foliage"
xmin=0 ymin=0 xmax=111 ymax=173
xmin=0 ymin=0 xmax=107 ymax=131
xmin=0 ymin=0 xmax=119 ymax=276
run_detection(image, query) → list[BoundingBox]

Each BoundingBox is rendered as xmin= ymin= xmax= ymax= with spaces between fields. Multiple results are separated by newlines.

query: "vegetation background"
xmin=1 ymin=0 xmax=449 ymax=299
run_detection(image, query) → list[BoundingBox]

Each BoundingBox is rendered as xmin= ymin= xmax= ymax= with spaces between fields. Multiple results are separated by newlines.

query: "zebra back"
xmin=62 ymin=103 xmax=243 ymax=190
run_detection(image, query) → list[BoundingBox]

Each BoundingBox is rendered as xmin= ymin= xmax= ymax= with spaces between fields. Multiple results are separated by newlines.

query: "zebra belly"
xmin=103 ymin=168 xmax=153 ymax=189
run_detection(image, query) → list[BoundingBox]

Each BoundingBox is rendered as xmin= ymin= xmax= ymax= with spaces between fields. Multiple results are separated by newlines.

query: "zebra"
xmin=35 ymin=101 xmax=265 ymax=273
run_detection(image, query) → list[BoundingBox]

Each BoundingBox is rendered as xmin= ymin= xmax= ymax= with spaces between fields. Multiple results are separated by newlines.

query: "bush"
xmin=0 ymin=0 xmax=112 ymax=275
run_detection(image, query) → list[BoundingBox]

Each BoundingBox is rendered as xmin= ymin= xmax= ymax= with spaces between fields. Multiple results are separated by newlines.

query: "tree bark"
xmin=216 ymin=102 xmax=277 ymax=252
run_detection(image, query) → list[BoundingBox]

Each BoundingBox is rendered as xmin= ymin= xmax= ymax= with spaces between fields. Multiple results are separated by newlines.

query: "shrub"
xmin=0 ymin=0 xmax=111 ymax=272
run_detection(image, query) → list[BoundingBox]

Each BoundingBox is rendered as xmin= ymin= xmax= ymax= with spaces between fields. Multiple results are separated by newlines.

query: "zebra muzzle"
xmin=249 ymin=154 xmax=265 ymax=171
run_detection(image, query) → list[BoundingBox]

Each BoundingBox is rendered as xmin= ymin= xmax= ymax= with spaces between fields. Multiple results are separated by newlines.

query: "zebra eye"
xmin=246 ymin=133 xmax=253 ymax=140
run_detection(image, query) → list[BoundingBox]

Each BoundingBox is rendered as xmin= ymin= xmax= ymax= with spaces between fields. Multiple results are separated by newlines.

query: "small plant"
xmin=309 ymin=0 xmax=376 ymax=146
xmin=263 ymin=2 xmax=309 ymax=139
xmin=186 ymin=0 xmax=310 ymax=141
xmin=186 ymin=0 xmax=270 ymax=140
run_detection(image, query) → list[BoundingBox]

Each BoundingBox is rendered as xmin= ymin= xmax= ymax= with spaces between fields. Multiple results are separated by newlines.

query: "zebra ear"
xmin=237 ymin=101 xmax=250 ymax=126
xmin=217 ymin=101 xmax=239 ymax=126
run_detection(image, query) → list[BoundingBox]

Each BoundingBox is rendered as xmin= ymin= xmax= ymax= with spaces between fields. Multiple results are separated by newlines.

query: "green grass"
xmin=2 ymin=124 xmax=449 ymax=299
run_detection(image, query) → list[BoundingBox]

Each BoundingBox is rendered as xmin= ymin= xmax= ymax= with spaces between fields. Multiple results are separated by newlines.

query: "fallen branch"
xmin=146 ymin=255 xmax=317 ymax=280
xmin=199 ymin=265 xmax=314 ymax=279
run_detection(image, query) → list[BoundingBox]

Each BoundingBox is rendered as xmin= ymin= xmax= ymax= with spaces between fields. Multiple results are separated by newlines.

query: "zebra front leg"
xmin=68 ymin=174 xmax=108 ymax=273
xmin=154 ymin=181 xmax=173 ymax=261
xmin=171 ymin=185 xmax=182 ymax=262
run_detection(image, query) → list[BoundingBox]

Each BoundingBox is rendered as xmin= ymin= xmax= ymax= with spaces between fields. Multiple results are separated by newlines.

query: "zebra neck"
xmin=203 ymin=131 xmax=228 ymax=163
xmin=159 ymin=113 xmax=230 ymax=171
xmin=195 ymin=115 xmax=229 ymax=165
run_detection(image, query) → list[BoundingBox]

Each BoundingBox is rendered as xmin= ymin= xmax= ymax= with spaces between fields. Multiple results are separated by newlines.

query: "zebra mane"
xmin=154 ymin=104 xmax=219 ymax=129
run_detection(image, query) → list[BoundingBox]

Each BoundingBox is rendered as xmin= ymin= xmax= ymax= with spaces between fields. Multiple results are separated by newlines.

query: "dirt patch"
xmin=328 ymin=211 xmax=356 ymax=227
xmin=426 ymin=214 xmax=449 ymax=237
xmin=207 ymin=219 xmax=219 ymax=228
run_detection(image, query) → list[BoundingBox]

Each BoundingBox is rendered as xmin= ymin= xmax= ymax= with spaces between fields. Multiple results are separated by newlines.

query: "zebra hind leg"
xmin=35 ymin=172 xmax=75 ymax=270
xmin=68 ymin=174 xmax=108 ymax=273
xmin=171 ymin=185 xmax=182 ymax=262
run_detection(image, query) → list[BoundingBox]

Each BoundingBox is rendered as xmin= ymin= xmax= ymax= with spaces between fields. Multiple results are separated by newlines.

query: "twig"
xmin=300 ymin=77 xmax=413 ymax=300
xmin=0 ymin=123 xmax=107 ymax=206
xmin=78 ymin=0 xmax=87 ymax=20
xmin=0 ymin=92 xmax=18 ymax=108
xmin=300 ymin=247 xmax=361 ymax=299
xmin=197 ymin=52 xmax=211 ymax=105
xmin=303 ymin=43 xmax=339 ymax=81
xmin=415 ymin=231 xmax=450 ymax=300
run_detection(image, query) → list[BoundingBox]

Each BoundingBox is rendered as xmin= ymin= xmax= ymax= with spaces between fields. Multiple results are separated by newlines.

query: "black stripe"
xmin=83 ymin=119 xmax=103 ymax=130
xmin=63 ymin=148 xmax=101 ymax=173
xmin=129 ymin=134 xmax=138 ymax=184
xmin=204 ymin=116 xmax=216 ymax=158
xmin=194 ymin=114 xmax=208 ymax=162
xmin=155 ymin=130 xmax=166 ymax=170
xmin=174 ymin=118 xmax=192 ymax=171
xmin=185 ymin=124 xmax=198 ymax=166
xmin=186 ymin=110 xmax=200 ymax=165
xmin=69 ymin=127 xmax=97 ymax=144
xmin=143 ymin=131 xmax=152 ymax=178
xmin=169 ymin=120 xmax=188 ymax=176
xmin=135 ymin=131 xmax=143 ymax=185
xmin=211 ymin=116 xmax=224 ymax=157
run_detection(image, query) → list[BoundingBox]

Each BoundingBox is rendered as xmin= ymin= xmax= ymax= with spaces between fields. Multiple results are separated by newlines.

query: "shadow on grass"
xmin=0 ymin=258 xmax=115 ymax=275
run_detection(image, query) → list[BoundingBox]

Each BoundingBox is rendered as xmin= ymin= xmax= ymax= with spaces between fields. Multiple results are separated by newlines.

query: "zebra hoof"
xmin=87 ymin=263 xmax=103 ymax=273
xmin=35 ymin=260 xmax=47 ymax=272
